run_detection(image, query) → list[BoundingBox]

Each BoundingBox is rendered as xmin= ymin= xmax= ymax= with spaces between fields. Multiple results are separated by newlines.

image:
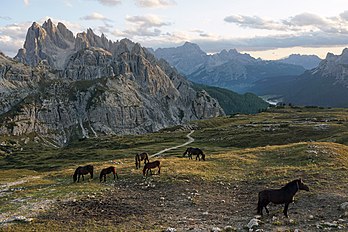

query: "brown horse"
xmin=183 ymin=147 xmax=206 ymax=161
xmin=143 ymin=160 xmax=161 ymax=176
xmin=73 ymin=165 xmax=94 ymax=182
xmin=257 ymin=178 xmax=309 ymax=217
xmin=100 ymin=166 xmax=119 ymax=182
xmin=135 ymin=152 xmax=149 ymax=169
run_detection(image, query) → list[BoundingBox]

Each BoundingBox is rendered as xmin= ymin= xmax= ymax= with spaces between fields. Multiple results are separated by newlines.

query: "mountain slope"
xmin=192 ymin=83 xmax=269 ymax=114
xmin=0 ymin=20 xmax=224 ymax=146
xmin=250 ymin=49 xmax=348 ymax=107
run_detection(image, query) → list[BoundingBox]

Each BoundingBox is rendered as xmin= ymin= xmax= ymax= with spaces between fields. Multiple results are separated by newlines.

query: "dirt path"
xmin=150 ymin=130 xmax=195 ymax=158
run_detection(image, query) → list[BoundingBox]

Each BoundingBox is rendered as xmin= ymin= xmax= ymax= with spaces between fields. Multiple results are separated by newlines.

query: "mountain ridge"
xmin=0 ymin=20 xmax=225 ymax=146
xmin=153 ymin=42 xmax=305 ymax=93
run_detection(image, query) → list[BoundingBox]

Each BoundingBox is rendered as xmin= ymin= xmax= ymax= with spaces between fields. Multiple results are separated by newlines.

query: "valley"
xmin=1 ymin=107 xmax=348 ymax=231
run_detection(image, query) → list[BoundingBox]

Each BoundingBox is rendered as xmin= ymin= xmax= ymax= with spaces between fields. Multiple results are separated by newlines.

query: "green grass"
xmin=1 ymin=106 xmax=348 ymax=231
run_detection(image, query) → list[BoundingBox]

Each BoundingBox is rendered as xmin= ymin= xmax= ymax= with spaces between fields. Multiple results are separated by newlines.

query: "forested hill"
xmin=192 ymin=83 xmax=269 ymax=114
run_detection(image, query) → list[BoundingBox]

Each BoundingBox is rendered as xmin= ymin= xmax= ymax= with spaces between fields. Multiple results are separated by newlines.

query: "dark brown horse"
xmin=257 ymin=178 xmax=309 ymax=217
xmin=183 ymin=147 xmax=206 ymax=161
xmin=73 ymin=165 xmax=94 ymax=182
xmin=100 ymin=166 xmax=119 ymax=182
xmin=143 ymin=160 xmax=161 ymax=176
xmin=135 ymin=152 xmax=149 ymax=169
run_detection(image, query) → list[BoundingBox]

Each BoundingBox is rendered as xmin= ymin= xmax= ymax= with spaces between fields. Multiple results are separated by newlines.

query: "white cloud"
xmin=224 ymin=15 xmax=287 ymax=31
xmin=194 ymin=32 xmax=348 ymax=54
xmin=126 ymin=15 xmax=170 ymax=27
xmin=224 ymin=12 xmax=348 ymax=35
xmin=80 ymin=12 xmax=112 ymax=22
xmin=135 ymin=0 xmax=176 ymax=8
xmin=23 ymin=0 xmax=29 ymax=6
xmin=340 ymin=11 xmax=348 ymax=21
xmin=113 ymin=15 xmax=170 ymax=38
xmin=96 ymin=0 xmax=121 ymax=6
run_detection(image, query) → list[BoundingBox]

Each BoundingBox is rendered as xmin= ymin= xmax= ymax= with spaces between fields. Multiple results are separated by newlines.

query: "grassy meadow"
xmin=1 ymin=106 xmax=348 ymax=231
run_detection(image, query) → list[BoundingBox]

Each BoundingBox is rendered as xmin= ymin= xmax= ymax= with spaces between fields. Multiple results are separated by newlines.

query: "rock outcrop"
xmin=1 ymin=20 xmax=224 ymax=146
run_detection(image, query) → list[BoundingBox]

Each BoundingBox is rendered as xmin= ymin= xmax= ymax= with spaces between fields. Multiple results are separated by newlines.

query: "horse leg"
xmin=104 ymin=174 xmax=106 ymax=182
xmin=77 ymin=174 xmax=80 ymax=183
xmin=283 ymin=203 xmax=290 ymax=217
xmin=158 ymin=166 xmax=161 ymax=174
xmin=257 ymin=199 xmax=263 ymax=215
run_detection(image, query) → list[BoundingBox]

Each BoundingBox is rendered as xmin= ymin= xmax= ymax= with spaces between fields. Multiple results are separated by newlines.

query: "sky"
xmin=1 ymin=0 xmax=348 ymax=60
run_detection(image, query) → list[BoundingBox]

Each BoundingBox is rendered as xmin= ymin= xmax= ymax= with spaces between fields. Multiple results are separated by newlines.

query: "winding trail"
xmin=149 ymin=130 xmax=195 ymax=158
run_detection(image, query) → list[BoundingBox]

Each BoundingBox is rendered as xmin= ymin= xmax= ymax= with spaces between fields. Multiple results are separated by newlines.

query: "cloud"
xmin=23 ymin=0 xmax=29 ymax=6
xmin=193 ymin=32 xmax=348 ymax=53
xmin=135 ymin=0 xmax=176 ymax=8
xmin=224 ymin=15 xmax=287 ymax=31
xmin=0 ymin=22 xmax=32 ymax=57
xmin=225 ymin=11 xmax=348 ymax=34
xmin=96 ymin=0 xmax=122 ymax=6
xmin=286 ymin=13 xmax=328 ymax=27
xmin=113 ymin=15 xmax=170 ymax=38
xmin=126 ymin=15 xmax=170 ymax=27
xmin=80 ymin=12 xmax=112 ymax=22
xmin=340 ymin=11 xmax=348 ymax=21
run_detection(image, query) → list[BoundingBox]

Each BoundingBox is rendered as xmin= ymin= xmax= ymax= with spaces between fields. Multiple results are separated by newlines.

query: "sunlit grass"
xmin=2 ymin=107 xmax=348 ymax=230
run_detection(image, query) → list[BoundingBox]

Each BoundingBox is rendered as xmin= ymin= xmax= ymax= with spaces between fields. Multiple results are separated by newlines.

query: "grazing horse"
xmin=99 ymin=166 xmax=118 ymax=182
xmin=73 ymin=165 xmax=94 ymax=182
xmin=143 ymin=160 xmax=161 ymax=176
xmin=257 ymin=178 xmax=309 ymax=217
xmin=183 ymin=147 xmax=206 ymax=161
xmin=135 ymin=152 xmax=149 ymax=169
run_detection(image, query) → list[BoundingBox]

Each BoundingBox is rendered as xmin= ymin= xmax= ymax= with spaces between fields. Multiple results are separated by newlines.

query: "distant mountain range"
xmin=278 ymin=54 xmax=322 ymax=70
xmin=252 ymin=50 xmax=348 ymax=107
xmin=153 ymin=42 xmax=348 ymax=107
xmin=152 ymin=43 xmax=306 ymax=93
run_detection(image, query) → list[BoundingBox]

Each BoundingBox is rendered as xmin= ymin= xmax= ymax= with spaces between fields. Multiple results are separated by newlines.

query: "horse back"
xmin=146 ymin=160 xmax=160 ymax=168
xmin=259 ymin=189 xmax=293 ymax=204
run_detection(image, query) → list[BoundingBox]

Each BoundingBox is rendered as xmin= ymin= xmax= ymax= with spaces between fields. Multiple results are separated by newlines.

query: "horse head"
xmin=183 ymin=147 xmax=192 ymax=156
xmin=297 ymin=178 xmax=309 ymax=191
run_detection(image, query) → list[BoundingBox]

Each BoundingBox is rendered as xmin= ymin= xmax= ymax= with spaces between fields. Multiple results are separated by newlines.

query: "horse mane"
xmin=282 ymin=179 xmax=299 ymax=190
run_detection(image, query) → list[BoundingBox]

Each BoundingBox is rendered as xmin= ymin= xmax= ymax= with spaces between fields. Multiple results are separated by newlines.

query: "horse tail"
xmin=90 ymin=166 xmax=94 ymax=179
xmin=113 ymin=167 xmax=119 ymax=180
xmin=135 ymin=154 xmax=139 ymax=169
xmin=73 ymin=169 xmax=78 ymax=182
xmin=99 ymin=170 xmax=103 ymax=182
xmin=145 ymin=153 xmax=149 ymax=164
xmin=201 ymin=152 xmax=206 ymax=161
xmin=143 ymin=165 xmax=146 ymax=176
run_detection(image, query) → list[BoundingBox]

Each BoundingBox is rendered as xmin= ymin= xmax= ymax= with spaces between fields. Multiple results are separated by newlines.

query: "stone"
xmin=340 ymin=202 xmax=348 ymax=210
xmin=164 ymin=227 xmax=176 ymax=232
xmin=247 ymin=218 xmax=260 ymax=229
xmin=211 ymin=227 xmax=221 ymax=232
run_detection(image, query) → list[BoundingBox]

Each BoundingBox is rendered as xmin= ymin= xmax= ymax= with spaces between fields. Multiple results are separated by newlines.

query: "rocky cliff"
xmin=0 ymin=20 xmax=224 ymax=146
